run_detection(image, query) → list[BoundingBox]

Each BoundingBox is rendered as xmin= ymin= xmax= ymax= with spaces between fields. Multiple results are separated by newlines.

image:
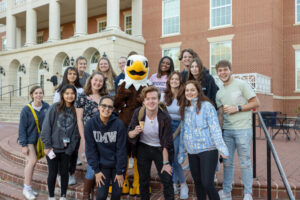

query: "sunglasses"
xmin=100 ymin=104 xmax=114 ymax=110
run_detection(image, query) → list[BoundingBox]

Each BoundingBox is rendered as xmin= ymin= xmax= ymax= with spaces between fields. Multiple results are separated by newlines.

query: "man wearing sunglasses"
xmin=84 ymin=95 xmax=127 ymax=200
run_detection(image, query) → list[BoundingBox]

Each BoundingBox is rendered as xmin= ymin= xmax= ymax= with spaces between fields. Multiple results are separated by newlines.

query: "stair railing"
xmin=0 ymin=85 xmax=14 ymax=100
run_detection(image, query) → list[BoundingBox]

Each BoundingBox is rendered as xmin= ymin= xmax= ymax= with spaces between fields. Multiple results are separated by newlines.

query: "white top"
xmin=139 ymin=115 xmax=161 ymax=147
xmin=31 ymin=102 xmax=42 ymax=112
xmin=53 ymin=87 xmax=84 ymax=103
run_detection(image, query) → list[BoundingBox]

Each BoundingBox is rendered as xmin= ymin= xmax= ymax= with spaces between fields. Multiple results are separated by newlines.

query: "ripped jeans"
xmin=222 ymin=128 xmax=253 ymax=195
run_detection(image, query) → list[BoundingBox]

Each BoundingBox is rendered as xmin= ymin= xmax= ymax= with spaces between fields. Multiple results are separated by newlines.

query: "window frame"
xmin=124 ymin=13 xmax=132 ymax=35
xmin=1 ymin=36 xmax=6 ymax=51
xmin=209 ymin=40 xmax=232 ymax=76
xmin=296 ymin=0 xmax=300 ymax=24
xmin=162 ymin=0 xmax=180 ymax=37
xmin=295 ymin=50 xmax=300 ymax=91
xmin=97 ymin=17 xmax=107 ymax=33
xmin=210 ymin=0 xmax=232 ymax=29
xmin=162 ymin=47 xmax=180 ymax=71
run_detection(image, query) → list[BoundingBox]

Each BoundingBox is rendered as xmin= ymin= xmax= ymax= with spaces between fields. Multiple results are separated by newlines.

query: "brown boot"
xmin=83 ymin=178 xmax=95 ymax=200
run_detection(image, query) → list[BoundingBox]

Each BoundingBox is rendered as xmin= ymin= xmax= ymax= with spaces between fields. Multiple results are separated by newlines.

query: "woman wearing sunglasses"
xmin=84 ymin=95 xmax=127 ymax=200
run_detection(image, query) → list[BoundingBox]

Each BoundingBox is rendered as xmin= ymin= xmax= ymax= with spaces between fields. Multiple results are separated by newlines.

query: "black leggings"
xmin=46 ymin=152 xmax=70 ymax=197
xmin=188 ymin=150 xmax=219 ymax=200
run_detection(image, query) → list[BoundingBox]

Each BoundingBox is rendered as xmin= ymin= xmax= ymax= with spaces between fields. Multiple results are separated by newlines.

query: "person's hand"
xmin=161 ymin=164 xmax=172 ymax=176
xmin=223 ymin=105 xmax=238 ymax=114
xmin=114 ymin=174 xmax=124 ymax=188
xmin=220 ymin=154 xmax=228 ymax=159
xmin=134 ymin=125 xmax=143 ymax=136
xmin=95 ymin=172 xmax=106 ymax=188
xmin=44 ymin=148 xmax=51 ymax=155
xmin=22 ymin=146 xmax=29 ymax=155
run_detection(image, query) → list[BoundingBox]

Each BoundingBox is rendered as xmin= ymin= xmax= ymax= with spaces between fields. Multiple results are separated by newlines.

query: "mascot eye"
xmin=143 ymin=61 xmax=148 ymax=68
xmin=127 ymin=60 xmax=133 ymax=66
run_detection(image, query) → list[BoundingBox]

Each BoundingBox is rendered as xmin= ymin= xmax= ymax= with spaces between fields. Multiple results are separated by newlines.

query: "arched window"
xmin=17 ymin=64 xmax=23 ymax=96
xmin=90 ymin=51 xmax=100 ymax=74
xmin=62 ymin=56 xmax=70 ymax=75
xmin=38 ymin=61 xmax=44 ymax=90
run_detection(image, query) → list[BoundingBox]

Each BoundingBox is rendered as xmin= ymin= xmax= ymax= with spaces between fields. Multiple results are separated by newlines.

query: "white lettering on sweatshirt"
xmin=93 ymin=131 xmax=117 ymax=143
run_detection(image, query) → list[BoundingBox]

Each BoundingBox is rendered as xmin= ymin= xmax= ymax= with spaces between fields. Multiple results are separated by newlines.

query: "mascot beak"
xmin=126 ymin=60 xmax=148 ymax=80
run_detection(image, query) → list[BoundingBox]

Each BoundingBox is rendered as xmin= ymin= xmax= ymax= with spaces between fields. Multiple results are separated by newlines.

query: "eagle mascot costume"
xmin=114 ymin=55 xmax=151 ymax=195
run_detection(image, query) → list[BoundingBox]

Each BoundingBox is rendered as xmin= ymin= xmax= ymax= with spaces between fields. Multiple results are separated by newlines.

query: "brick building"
xmin=0 ymin=0 xmax=299 ymax=115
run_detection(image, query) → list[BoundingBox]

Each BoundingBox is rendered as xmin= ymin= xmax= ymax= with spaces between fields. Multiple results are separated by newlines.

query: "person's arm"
xmin=218 ymin=106 xmax=224 ymax=129
xmin=41 ymin=105 xmax=54 ymax=153
xmin=206 ymin=103 xmax=229 ymax=157
xmin=18 ymin=107 xmax=28 ymax=147
xmin=127 ymin=109 xmax=142 ymax=143
xmin=224 ymin=96 xmax=260 ymax=114
xmin=76 ymin=108 xmax=85 ymax=150
xmin=84 ymin=121 xmax=101 ymax=174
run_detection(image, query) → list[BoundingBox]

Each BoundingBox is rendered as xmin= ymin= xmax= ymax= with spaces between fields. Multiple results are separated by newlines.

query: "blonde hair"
xmin=96 ymin=57 xmax=116 ymax=93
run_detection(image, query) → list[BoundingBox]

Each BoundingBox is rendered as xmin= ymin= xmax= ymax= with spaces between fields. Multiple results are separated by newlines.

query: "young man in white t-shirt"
xmin=216 ymin=60 xmax=260 ymax=200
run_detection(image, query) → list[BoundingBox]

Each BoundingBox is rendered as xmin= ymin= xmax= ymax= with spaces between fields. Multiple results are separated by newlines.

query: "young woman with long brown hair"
xmin=96 ymin=57 xmax=117 ymax=96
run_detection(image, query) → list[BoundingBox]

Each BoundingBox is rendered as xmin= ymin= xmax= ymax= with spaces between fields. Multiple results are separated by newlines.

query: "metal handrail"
xmin=252 ymin=112 xmax=295 ymax=200
xmin=0 ymin=83 xmax=39 ymax=106
xmin=0 ymin=85 xmax=14 ymax=100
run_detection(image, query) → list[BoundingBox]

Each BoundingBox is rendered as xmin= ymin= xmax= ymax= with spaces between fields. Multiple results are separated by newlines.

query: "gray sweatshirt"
xmin=41 ymin=103 xmax=78 ymax=155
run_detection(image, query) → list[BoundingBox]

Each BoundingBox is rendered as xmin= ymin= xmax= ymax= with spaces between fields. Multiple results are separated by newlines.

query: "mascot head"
xmin=119 ymin=55 xmax=151 ymax=90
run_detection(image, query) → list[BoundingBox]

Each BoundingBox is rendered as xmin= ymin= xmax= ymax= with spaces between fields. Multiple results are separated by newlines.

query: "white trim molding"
xmin=273 ymin=95 xmax=300 ymax=100
xmin=207 ymin=34 xmax=235 ymax=43
xmin=160 ymin=42 xmax=182 ymax=49
xmin=292 ymin=44 xmax=300 ymax=50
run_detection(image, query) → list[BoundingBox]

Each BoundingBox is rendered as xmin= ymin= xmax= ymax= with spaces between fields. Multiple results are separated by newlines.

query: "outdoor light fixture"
xmin=102 ymin=52 xmax=107 ymax=57
xmin=20 ymin=64 xmax=26 ymax=74
xmin=43 ymin=60 xmax=49 ymax=72
xmin=70 ymin=57 xmax=75 ymax=66
xmin=0 ymin=66 xmax=5 ymax=76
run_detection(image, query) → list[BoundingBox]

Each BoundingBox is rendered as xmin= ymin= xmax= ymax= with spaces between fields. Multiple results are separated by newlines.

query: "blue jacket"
xmin=18 ymin=101 xmax=50 ymax=147
xmin=114 ymin=72 xmax=125 ymax=94
xmin=84 ymin=112 xmax=127 ymax=175
xmin=178 ymin=100 xmax=228 ymax=164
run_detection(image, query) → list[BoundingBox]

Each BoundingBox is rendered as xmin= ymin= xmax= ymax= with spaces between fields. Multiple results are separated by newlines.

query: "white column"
xmin=25 ymin=0 xmax=37 ymax=46
xmin=106 ymin=0 xmax=120 ymax=30
xmin=49 ymin=0 xmax=61 ymax=41
xmin=6 ymin=0 xmax=16 ymax=50
xmin=16 ymin=27 xmax=22 ymax=48
xmin=132 ymin=0 xmax=143 ymax=38
xmin=75 ymin=0 xmax=87 ymax=36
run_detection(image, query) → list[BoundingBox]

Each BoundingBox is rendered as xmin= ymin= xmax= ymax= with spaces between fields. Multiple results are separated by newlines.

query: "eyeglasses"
xmin=100 ymin=104 xmax=114 ymax=111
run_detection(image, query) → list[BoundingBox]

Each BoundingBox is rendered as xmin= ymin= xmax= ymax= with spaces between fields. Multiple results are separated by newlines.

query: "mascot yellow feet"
xmin=122 ymin=179 xmax=130 ymax=194
xmin=108 ymin=185 xmax=112 ymax=194
xmin=129 ymin=185 xmax=140 ymax=196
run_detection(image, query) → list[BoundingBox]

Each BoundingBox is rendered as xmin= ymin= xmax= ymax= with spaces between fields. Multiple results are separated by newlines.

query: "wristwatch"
xmin=238 ymin=105 xmax=242 ymax=112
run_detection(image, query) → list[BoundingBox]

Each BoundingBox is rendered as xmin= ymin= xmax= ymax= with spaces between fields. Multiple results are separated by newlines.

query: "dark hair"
xmin=178 ymin=48 xmax=199 ymax=61
xmin=57 ymin=84 xmax=77 ymax=116
xmin=164 ymin=71 xmax=184 ymax=106
xmin=84 ymin=72 xmax=108 ymax=96
xmin=75 ymin=56 xmax=87 ymax=66
xmin=57 ymin=67 xmax=82 ymax=92
xmin=140 ymin=86 xmax=161 ymax=102
xmin=215 ymin=60 xmax=232 ymax=71
xmin=99 ymin=95 xmax=114 ymax=105
xmin=178 ymin=80 xmax=211 ymax=120
xmin=29 ymin=86 xmax=44 ymax=101
xmin=187 ymin=57 xmax=205 ymax=84
xmin=157 ymin=56 xmax=175 ymax=78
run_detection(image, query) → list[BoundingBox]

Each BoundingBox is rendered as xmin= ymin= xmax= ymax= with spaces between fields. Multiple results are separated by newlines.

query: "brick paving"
xmin=0 ymin=122 xmax=299 ymax=199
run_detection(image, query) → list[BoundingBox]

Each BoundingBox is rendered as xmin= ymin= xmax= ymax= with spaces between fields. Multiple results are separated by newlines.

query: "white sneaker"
xmin=23 ymin=188 xmax=36 ymax=200
xmin=173 ymin=184 xmax=179 ymax=195
xmin=243 ymin=194 xmax=253 ymax=200
xmin=59 ymin=197 xmax=67 ymax=200
xmin=57 ymin=175 xmax=61 ymax=187
xmin=218 ymin=190 xmax=232 ymax=200
xmin=68 ymin=174 xmax=76 ymax=185
xmin=180 ymin=183 xmax=189 ymax=199
xmin=76 ymin=158 xmax=82 ymax=165
xmin=48 ymin=198 xmax=56 ymax=200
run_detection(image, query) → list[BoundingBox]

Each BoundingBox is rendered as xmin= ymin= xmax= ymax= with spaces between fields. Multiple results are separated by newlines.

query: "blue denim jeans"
xmin=222 ymin=128 xmax=253 ymax=195
xmin=85 ymin=164 xmax=95 ymax=180
xmin=172 ymin=120 xmax=185 ymax=184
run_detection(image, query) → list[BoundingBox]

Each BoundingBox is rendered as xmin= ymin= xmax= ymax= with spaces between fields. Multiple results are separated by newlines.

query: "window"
xmin=124 ymin=15 xmax=132 ymax=35
xmin=90 ymin=51 xmax=100 ymax=74
xmin=296 ymin=51 xmax=300 ymax=90
xmin=210 ymin=41 xmax=232 ymax=76
xmin=37 ymin=32 xmax=43 ymax=44
xmin=162 ymin=0 xmax=180 ymax=36
xmin=296 ymin=0 xmax=300 ymax=23
xmin=1 ymin=37 xmax=6 ymax=51
xmin=97 ymin=20 xmax=107 ymax=33
xmin=210 ymin=0 xmax=232 ymax=28
xmin=162 ymin=47 xmax=180 ymax=71
xmin=62 ymin=56 xmax=70 ymax=75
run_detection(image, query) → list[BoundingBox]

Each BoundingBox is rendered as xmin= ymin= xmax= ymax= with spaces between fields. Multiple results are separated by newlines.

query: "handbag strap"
xmin=27 ymin=104 xmax=40 ymax=133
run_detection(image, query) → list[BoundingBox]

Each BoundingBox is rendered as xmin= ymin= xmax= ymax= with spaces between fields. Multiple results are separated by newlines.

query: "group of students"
xmin=18 ymin=48 xmax=260 ymax=200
